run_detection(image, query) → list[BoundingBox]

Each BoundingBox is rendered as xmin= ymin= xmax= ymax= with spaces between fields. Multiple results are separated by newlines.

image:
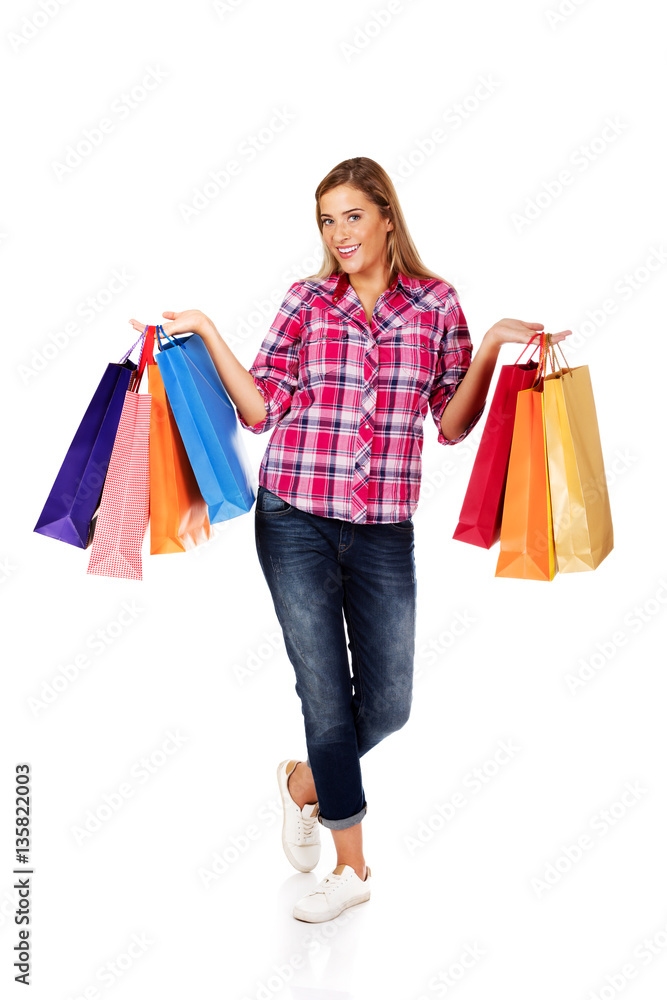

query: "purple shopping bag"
xmin=33 ymin=331 xmax=147 ymax=548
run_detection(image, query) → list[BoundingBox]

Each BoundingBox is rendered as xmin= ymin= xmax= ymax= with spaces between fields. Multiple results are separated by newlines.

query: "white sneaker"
xmin=292 ymin=863 xmax=372 ymax=922
xmin=277 ymin=759 xmax=321 ymax=872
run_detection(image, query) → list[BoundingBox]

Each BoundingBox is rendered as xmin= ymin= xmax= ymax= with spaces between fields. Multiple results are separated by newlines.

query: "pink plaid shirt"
xmin=236 ymin=269 xmax=483 ymax=523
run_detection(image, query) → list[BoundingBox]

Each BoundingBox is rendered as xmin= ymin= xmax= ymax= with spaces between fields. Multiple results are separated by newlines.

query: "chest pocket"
xmin=300 ymin=327 xmax=349 ymax=381
xmin=378 ymin=330 xmax=438 ymax=391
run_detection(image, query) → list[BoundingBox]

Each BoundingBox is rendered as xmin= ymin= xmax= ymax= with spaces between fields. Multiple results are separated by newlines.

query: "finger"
xmin=162 ymin=311 xmax=176 ymax=318
xmin=128 ymin=319 xmax=146 ymax=331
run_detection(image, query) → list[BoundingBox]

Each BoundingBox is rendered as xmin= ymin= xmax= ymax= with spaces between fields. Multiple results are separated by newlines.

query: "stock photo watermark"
xmin=240 ymin=907 xmax=357 ymax=999
xmin=545 ymin=0 xmax=593 ymax=29
xmin=51 ymin=67 xmax=168 ymax=180
xmin=567 ymin=245 xmax=667 ymax=351
xmin=198 ymin=795 xmax=282 ymax=888
xmin=584 ymin=911 xmax=667 ymax=1000
xmin=414 ymin=611 xmax=477 ymax=681
xmin=70 ymin=730 xmax=190 ymax=846
xmin=511 ymin=117 xmax=628 ymax=233
xmin=565 ymin=577 xmax=666 ymax=695
xmin=63 ymin=932 xmax=154 ymax=999
xmin=8 ymin=0 xmax=73 ymax=52
xmin=530 ymin=780 xmax=648 ymax=897
xmin=339 ymin=0 xmax=423 ymax=63
xmin=18 ymin=267 xmax=135 ymax=384
xmin=414 ymin=942 xmax=486 ymax=1000
xmin=404 ymin=739 xmax=520 ymax=856
xmin=178 ymin=107 xmax=296 ymax=224
xmin=389 ymin=76 xmax=500 ymax=185
xmin=26 ymin=601 xmax=145 ymax=716
xmin=232 ymin=630 xmax=282 ymax=684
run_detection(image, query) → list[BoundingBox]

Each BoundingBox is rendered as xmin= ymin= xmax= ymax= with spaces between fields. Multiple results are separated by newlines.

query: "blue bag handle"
xmin=156 ymin=323 xmax=182 ymax=352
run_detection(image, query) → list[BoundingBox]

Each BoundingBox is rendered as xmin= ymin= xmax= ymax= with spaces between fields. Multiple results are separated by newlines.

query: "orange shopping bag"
xmin=495 ymin=335 xmax=556 ymax=581
xmin=147 ymin=361 xmax=211 ymax=554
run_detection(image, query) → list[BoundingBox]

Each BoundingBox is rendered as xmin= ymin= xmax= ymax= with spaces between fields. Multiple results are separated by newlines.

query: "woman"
xmin=131 ymin=156 xmax=570 ymax=923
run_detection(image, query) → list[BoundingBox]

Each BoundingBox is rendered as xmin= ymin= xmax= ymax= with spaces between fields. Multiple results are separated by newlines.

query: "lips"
xmin=337 ymin=243 xmax=360 ymax=258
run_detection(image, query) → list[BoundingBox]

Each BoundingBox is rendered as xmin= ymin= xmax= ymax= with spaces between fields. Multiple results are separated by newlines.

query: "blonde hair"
xmin=304 ymin=156 xmax=450 ymax=286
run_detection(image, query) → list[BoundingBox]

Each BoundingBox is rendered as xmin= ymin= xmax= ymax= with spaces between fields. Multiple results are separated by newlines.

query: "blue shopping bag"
xmin=34 ymin=331 xmax=147 ymax=548
xmin=155 ymin=326 xmax=255 ymax=523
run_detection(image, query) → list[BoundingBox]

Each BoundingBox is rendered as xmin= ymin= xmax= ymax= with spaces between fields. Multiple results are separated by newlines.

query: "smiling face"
xmin=319 ymin=184 xmax=393 ymax=279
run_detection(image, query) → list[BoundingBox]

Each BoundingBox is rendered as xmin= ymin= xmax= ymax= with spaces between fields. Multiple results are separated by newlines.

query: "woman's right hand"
xmin=128 ymin=309 xmax=215 ymax=341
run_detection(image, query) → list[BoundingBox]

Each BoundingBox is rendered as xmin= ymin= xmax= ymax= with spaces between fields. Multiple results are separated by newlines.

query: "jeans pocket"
xmin=388 ymin=517 xmax=414 ymax=532
xmin=256 ymin=485 xmax=293 ymax=515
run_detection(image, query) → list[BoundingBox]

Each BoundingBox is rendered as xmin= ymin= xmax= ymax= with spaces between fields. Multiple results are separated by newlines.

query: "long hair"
xmin=304 ymin=156 xmax=451 ymax=286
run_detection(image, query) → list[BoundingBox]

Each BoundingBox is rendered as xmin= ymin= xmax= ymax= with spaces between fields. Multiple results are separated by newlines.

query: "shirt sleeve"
xmin=429 ymin=287 xmax=485 ymax=446
xmin=236 ymin=282 xmax=303 ymax=434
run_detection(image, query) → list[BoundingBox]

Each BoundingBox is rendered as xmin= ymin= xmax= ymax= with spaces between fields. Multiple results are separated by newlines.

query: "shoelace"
xmin=311 ymin=871 xmax=348 ymax=896
xmin=297 ymin=809 xmax=319 ymax=842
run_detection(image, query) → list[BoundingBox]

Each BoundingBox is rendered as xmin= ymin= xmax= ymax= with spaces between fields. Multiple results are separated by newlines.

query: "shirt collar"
xmin=331 ymin=269 xmax=417 ymax=304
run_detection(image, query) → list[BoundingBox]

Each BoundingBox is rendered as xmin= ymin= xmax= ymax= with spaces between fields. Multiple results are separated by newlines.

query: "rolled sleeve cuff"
xmin=236 ymin=376 xmax=271 ymax=434
xmin=435 ymin=401 xmax=486 ymax=446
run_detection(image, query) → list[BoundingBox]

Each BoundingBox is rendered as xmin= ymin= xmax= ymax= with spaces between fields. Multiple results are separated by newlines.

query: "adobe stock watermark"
xmin=339 ymin=0 xmax=423 ymax=63
xmin=8 ymin=0 xmax=73 ymax=53
xmin=240 ymin=907 xmax=357 ymax=999
xmin=414 ymin=610 xmax=477 ymax=682
xmin=0 ymin=556 xmax=17 ymax=586
xmin=584 ymin=911 xmax=667 ymax=1000
xmin=63 ymin=932 xmax=153 ymax=998
xmin=545 ymin=0 xmax=592 ymax=29
xmin=414 ymin=942 xmax=486 ymax=999
xmin=232 ymin=630 xmax=282 ymax=685
xmin=565 ymin=576 xmax=666 ymax=695
xmin=388 ymin=76 xmax=500 ymax=186
xmin=18 ymin=267 xmax=134 ymax=385
xmin=51 ymin=66 xmax=168 ymax=180
xmin=198 ymin=795 xmax=283 ymax=888
xmin=178 ymin=107 xmax=296 ymax=224
xmin=404 ymin=739 xmax=520 ymax=856
xmin=566 ymin=245 xmax=667 ymax=351
xmin=212 ymin=0 xmax=249 ymax=16
xmin=224 ymin=244 xmax=325 ymax=351
xmin=26 ymin=601 xmax=145 ymax=717
xmin=70 ymin=730 xmax=189 ymax=846
xmin=511 ymin=117 xmax=628 ymax=233
xmin=530 ymin=780 xmax=648 ymax=898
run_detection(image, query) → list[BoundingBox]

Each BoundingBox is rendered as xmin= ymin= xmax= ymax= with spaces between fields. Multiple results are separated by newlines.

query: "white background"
xmin=2 ymin=0 xmax=666 ymax=997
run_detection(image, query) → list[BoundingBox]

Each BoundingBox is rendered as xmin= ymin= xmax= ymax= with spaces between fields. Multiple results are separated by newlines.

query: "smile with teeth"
xmin=337 ymin=243 xmax=360 ymax=257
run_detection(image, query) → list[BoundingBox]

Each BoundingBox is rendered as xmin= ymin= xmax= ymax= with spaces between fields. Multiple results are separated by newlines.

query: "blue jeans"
xmin=254 ymin=485 xmax=417 ymax=830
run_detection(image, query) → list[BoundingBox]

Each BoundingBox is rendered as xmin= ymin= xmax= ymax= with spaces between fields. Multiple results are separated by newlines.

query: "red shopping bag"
xmin=87 ymin=327 xmax=156 ymax=580
xmin=453 ymin=344 xmax=538 ymax=548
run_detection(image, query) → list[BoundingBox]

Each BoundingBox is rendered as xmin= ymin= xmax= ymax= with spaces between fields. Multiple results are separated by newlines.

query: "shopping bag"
xmin=155 ymin=325 xmax=255 ymax=523
xmin=147 ymin=362 xmax=211 ymax=554
xmin=543 ymin=344 xmax=613 ymax=572
xmin=33 ymin=333 xmax=144 ymax=548
xmin=86 ymin=327 xmax=155 ymax=580
xmin=495 ymin=336 xmax=556 ymax=581
xmin=453 ymin=351 xmax=538 ymax=548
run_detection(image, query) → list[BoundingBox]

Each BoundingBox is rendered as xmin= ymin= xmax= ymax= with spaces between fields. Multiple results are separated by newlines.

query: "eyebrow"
xmin=319 ymin=208 xmax=364 ymax=218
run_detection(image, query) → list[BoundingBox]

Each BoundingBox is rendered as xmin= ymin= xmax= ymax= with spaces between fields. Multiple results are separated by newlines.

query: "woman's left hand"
xmin=484 ymin=319 xmax=572 ymax=350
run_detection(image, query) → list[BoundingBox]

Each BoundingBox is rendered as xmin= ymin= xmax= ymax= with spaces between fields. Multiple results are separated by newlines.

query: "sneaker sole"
xmin=277 ymin=760 xmax=320 ymax=873
xmin=293 ymin=889 xmax=371 ymax=922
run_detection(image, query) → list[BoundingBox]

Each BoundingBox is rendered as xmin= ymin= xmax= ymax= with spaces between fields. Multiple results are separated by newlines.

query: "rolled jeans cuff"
xmin=317 ymin=800 xmax=368 ymax=830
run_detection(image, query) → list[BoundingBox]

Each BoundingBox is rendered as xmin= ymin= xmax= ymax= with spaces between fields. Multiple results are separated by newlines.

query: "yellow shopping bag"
xmin=543 ymin=341 xmax=613 ymax=572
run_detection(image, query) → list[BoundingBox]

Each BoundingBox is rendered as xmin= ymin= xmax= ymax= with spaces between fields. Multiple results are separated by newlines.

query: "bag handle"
xmin=515 ymin=332 xmax=543 ymax=366
xmin=155 ymin=323 xmax=181 ymax=352
xmin=119 ymin=327 xmax=148 ymax=364
xmin=129 ymin=325 xmax=156 ymax=391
